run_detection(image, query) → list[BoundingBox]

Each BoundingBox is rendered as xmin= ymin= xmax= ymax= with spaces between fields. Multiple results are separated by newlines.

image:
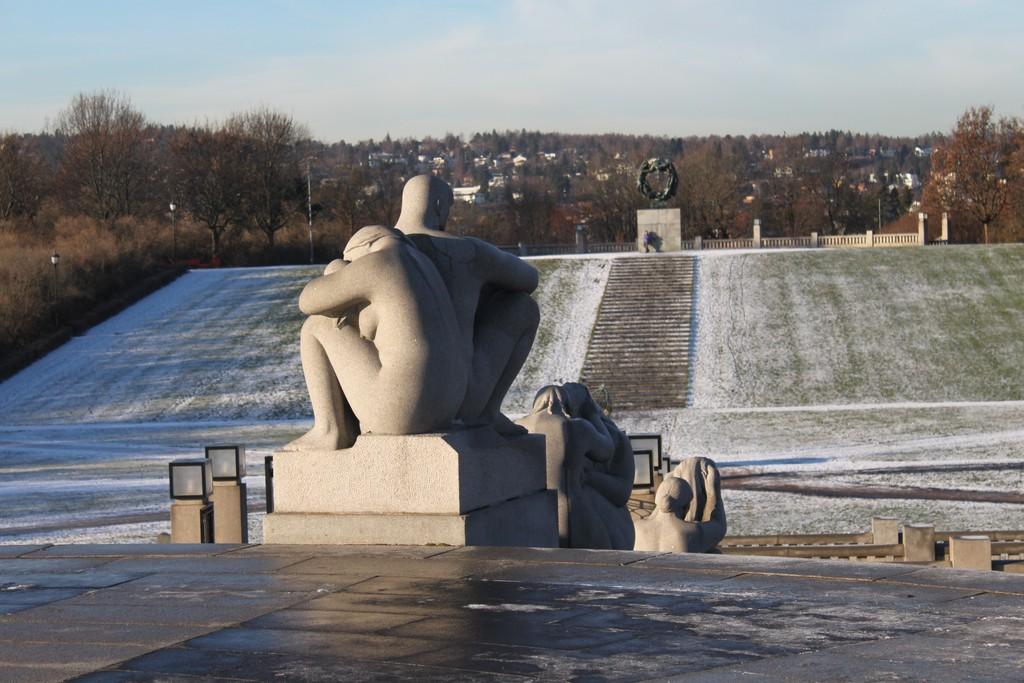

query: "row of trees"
xmin=2 ymin=90 xmax=952 ymax=263
xmin=1 ymin=97 xmax=436 ymax=264
xmin=4 ymin=93 xmax=1022 ymax=262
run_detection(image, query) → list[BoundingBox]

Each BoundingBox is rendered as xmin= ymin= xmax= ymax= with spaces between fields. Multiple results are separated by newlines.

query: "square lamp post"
xmin=205 ymin=445 xmax=249 ymax=543
xmin=632 ymin=450 xmax=655 ymax=492
xmin=168 ymin=458 xmax=214 ymax=543
xmin=629 ymin=434 xmax=664 ymax=492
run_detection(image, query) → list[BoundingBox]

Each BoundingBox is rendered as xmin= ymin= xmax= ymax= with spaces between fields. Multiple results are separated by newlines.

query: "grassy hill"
xmin=691 ymin=245 xmax=1024 ymax=408
xmin=0 ymin=258 xmax=607 ymax=426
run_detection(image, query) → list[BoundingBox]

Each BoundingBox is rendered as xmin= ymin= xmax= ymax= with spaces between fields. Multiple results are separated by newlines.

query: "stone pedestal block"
xmin=211 ymin=482 xmax=248 ymax=544
xmin=903 ymin=523 xmax=935 ymax=562
xmin=871 ymin=516 xmax=899 ymax=545
xmin=264 ymin=428 xmax=558 ymax=547
xmin=637 ymin=208 xmax=682 ymax=252
xmin=171 ymin=500 xmax=212 ymax=544
xmin=950 ymin=535 xmax=992 ymax=571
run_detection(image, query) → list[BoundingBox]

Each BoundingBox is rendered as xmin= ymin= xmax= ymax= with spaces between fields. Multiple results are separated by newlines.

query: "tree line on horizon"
xmin=1 ymin=91 xmax=1023 ymax=363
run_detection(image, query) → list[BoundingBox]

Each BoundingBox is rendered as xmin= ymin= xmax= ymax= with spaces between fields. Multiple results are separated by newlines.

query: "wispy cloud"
xmin=1 ymin=0 xmax=1022 ymax=139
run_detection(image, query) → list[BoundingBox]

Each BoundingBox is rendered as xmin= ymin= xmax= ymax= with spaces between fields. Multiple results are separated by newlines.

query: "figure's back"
xmin=405 ymin=232 xmax=485 ymax=338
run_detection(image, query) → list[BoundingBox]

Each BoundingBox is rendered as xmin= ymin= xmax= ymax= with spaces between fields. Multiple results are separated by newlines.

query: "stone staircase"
xmin=580 ymin=255 xmax=695 ymax=411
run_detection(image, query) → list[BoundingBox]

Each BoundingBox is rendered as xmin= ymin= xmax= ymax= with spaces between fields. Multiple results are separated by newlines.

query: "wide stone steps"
xmin=579 ymin=255 xmax=696 ymax=411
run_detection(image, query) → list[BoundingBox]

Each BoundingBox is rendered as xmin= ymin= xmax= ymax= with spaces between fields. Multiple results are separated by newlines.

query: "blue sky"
xmin=2 ymin=1 xmax=1022 ymax=141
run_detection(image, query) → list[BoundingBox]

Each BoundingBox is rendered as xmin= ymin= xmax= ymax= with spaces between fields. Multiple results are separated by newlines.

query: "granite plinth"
xmin=637 ymin=208 xmax=682 ymax=252
xmin=265 ymin=491 xmax=557 ymax=546
xmin=264 ymin=428 xmax=557 ymax=547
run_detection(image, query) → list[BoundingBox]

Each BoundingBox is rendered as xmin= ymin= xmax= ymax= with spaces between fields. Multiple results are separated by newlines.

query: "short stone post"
xmin=917 ymin=212 xmax=928 ymax=245
xmin=694 ymin=235 xmax=702 ymax=250
xmin=903 ymin=524 xmax=935 ymax=562
xmin=518 ymin=241 xmax=527 ymax=257
xmin=211 ymin=481 xmax=248 ymax=544
xmin=871 ymin=516 xmax=900 ymax=545
xmin=941 ymin=212 xmax=950 ymax=242
xmin=866 ymin=230 xmax=874 ymax=247
xmin=810 ymin=231 xmax=819 ymax=248
xmin=753 ymin=219 xmax=762 ymax=248
xmin=575 ymin=224 xmax=588 ymax=254
xmin=171 ymin=500 xmax=212 ymax=543
xmin=949 ymin=535 xmax=992 ymax=571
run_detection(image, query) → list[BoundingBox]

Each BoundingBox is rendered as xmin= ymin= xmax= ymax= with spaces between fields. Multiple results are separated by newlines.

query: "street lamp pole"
xmin=306 ymin=158 xmax=315 ymax=264
xmin=169 ymin=202 xmax=178 ymax=262
xmin=50 ymin=251 xmax=60 ymax=327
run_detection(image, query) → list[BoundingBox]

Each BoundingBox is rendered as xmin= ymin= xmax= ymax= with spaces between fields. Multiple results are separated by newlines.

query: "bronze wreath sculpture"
xmin=636 ymin=158 xmax=678 ymax=201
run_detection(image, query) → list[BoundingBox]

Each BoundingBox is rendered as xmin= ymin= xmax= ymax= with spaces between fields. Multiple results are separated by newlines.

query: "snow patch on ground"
xmin=725 ymin=490 xmax=1024 ymax=536
xmin=503 ymin=258 xmax=610 ymax=415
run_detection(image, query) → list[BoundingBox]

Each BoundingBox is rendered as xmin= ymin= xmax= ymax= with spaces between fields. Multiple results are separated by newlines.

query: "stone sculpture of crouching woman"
xmin=517 ymin=383 xmax=635 ymax=550
xmin=633 ymin=457 xmax=727 ymax=553
xmin=284 ymin=225 xmax=469 ymax=451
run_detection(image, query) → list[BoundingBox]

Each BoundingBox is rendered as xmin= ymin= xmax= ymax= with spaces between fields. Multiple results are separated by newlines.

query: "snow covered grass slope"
xmin=693 ymin=245 xmax=1024 ymax=408
xmin=641 ymin=244 xmax=1024 ymax=534
xmin=0 ymin=266 xmax=316 ymax=425
xmin=0 ymin=258 xmax=608 ymax=427
xmin=0 ymin=257 xmax=609 ymax=543
xmin=4 ymin=246 xmax=1024 ymax=541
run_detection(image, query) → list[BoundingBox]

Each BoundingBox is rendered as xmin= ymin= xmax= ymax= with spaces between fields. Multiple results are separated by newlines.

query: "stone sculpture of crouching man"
xmin=396 ymin=174 xmax=540 ymax=436
xmin=284 ymin=225 xmax=469 ymax=451
xmin=633 ymin=457 xmax=727 ymax=553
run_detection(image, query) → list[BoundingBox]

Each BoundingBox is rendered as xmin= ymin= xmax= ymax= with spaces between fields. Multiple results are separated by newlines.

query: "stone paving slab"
xmin=22 ymin=544 xmax=249 ymax=558
xmin=0 ymin=543 xmax=1020 ymax=682
xmin=0 ymin=545 xmax=51 ymax=558
xmin=98 ymin=555 xmax=310 ymax=575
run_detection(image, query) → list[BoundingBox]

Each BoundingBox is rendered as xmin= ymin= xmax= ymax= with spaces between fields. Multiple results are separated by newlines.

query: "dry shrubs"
xmin=0 ymin=216 xmax=171 ymax=361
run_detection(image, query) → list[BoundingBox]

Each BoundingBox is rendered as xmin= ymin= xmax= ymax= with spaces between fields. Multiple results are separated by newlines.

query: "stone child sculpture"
xmin=517 ymin=383 xmax=635 ymax=549
xmin=633 ymin=457 xmax=727 ymax=553
xmin=396 ymin=175 xmax=540 ymax=436
xmin=284 ymin=225 xmax=469 ymax=450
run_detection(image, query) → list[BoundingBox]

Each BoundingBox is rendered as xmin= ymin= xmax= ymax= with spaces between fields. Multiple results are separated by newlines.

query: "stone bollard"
xmin=518 ymin=242 xmax=527 ymax=257
xmin=949 ymin=535 xmax=992 ymax=571
xmin=871 ymin=516 xmax=900 ymax=545
xmin=753 ymin=219 xmax=762 ymax=248
xmin=903 ymin=524 xmax=935 ymax=562
xmin=941 ymin=212 xmax=950 ymax=242
xmin=575 ymin=224 xmax=588 ymax=254
xmin=694 ymin=235 xmax=702 ymax=250
xmin=866 ymin=230 xmax=874 ymax=248
xmin=171 ymin=500 xmax=213 ymax=543
xmin=810 ymin=231 xmax=819 ymax=248
xmin=211 ymin=482 xmax=248 ymax=544
xmin=918 ymin=212 xmax=928 ymax=245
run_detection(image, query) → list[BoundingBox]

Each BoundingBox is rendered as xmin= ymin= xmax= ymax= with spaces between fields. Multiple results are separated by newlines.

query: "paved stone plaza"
xmin=1 ymin=543 xmax=1023 ymax=681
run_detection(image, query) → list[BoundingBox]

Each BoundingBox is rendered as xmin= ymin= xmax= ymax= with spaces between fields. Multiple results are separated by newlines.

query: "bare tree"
xmin=0 ymin=133 xmax=46 ymax=221
xmin=323 ymin=165 xmax=374 ymax=242
xmin=929 ymin=106 xmax=1021 ymax=244
xmin=504 ymin=176 xmax=558 ymax=244
xmin=364 ymin=162 xmax=404 ymax=228
xmin=678 ymin=148 xmax=740 ymax=238
xmin=801 ymin=152 xmax=855 ymax=235
xmin=171 ymin=124 xmax=246 ymax=259
xmin=580 ymin=164 xmax=644 ymax=242
xmin=229 ymin=107 xmax=306 ymax=249
xmin=56 ymin=91 xmax=152 ymax=221
xmin=760 ymin=140 xmax=819 ymax=237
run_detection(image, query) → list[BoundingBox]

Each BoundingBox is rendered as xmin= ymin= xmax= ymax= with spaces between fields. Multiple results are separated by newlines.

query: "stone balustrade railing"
xmin=716 ymin=517 xmax=1024 ymax=571
xmin=502 ymin=212 xmax=951 ymax=255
